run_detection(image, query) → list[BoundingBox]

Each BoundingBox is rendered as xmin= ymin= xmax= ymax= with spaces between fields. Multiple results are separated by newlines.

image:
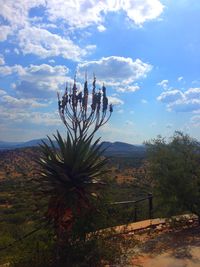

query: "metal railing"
xmin=107 ymin=193 xmax=153 ymax=227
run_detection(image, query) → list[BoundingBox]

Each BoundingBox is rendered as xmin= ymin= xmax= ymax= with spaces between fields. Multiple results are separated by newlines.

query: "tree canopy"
xmin=146 ymin=131 xmax=200 ymax=218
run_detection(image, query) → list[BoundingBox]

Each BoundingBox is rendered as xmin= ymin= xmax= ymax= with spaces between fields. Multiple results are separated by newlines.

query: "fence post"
xmin=148 ymin=193 xmax=153 ymax=219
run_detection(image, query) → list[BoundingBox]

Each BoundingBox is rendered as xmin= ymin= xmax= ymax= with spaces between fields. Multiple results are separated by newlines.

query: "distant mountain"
xmin=0 ymin=141 xmax=21 ymax=149
xmin=0 ymin=139 xmax=146 ymax=156
xmin=0 ymin=139 xmax=46 ymax=150
xmin=101 ymin=141 xmax=146 ymax=156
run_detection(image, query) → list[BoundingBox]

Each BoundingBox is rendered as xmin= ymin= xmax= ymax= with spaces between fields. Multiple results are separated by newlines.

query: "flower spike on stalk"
xmin=57 ymin=74 xmax=113 ymax=142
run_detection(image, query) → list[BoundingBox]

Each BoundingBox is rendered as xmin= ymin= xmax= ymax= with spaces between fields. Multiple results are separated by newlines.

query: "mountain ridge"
xmin=0 ymin=139 xmax=146 ymax=156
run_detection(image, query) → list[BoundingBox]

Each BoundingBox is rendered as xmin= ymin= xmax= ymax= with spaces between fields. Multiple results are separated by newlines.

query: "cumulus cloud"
xmin=178 ymin=76 xmax=183 ymax=82
xmin=168 ymin=99 xmax=200 ymax=112
xmin=1 ymin=0 xmax=164 ymax=31
xmin=123 ymin=0 xmax=164 ymax=25
xmin=0 ymin=0 xmax=164 ymax=65
xmin=0 ymin=2 xmax=95 ymax=60
xmin=77 ymin=56 xmax=152 ymax=91
xmin=190 ymin=115 xmax=200 ymax=127
xmin=18 ymin=27 xmax=91 ymax=60
xmin=126 ymin=120 xmax=134 ymax=126
xmin=0 ymin=65 xmax=26 ymax=76
xmin=157 ymin=90 xmax=184 ymax=103
xmin=0 ymin=55 xmax=5 ymax=65
xmin=141 ymin=99 xmax=148 ymax=104
xmin=157 ymin=87 xmax=200 ymax=113
xmin=0 ymin=0 xmax=45 ymax=27
xmin=0 ymin=25 xmax=12 ymax=41
xmin=185 ymin=88 xmax=200 ymax=99
xmin=0 ymin=106 xmax=60 ymax=126
xmin=0 ymin=89 xmax=58 ymax=126
xmin=45 ymin=0 xmax=164 ymax=28
xmin=157 ymin=79 xmax=169 ymax=90
xmin=16 ymin=64 xmax=70 ymax=98
xmin=0 ymin=89 xmax=7 ymax=96
xmin=0 ymin=88 xmax=49 ymax=110
xmin=0 ymin=0 xmax=164 ymax=47
xmin=78 ymin=56 xmax=152 ymax=83
xmin=97 ymin=25 xmax=106 ymax=32
xmin=117 ymin=109 xmax=124 ymax=114
xmin=116 ymin=85 xmax=140 ymax=93
xmin=1 ymin=95 xmax=48 ymax=108
xmin=0 ymin=63 xmax=70 ymax=98
xmin=107 ymin=96 xmax=124 ymax=105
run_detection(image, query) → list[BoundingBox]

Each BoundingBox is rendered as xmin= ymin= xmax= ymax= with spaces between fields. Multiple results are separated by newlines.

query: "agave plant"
xmin=38 ymin=75 xmax=113 ymax=237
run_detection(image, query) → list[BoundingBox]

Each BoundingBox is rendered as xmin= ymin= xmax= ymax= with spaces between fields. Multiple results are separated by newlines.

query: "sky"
xmin=0 ymin=0 xmax=200 ymax=144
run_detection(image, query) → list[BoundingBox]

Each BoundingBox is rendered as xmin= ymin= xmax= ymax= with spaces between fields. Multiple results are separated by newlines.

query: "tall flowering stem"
xmin=57 ymin=75 xmax=113 ymax=142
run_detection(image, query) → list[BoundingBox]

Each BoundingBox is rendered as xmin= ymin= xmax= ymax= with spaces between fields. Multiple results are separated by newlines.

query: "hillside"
xmin=101 ymin=141 xmax=146 ymax=156
xmin=0 ymin=147 xmax=41 ymax=180
xmin=0 ymin=139 xmax=146 ymax=157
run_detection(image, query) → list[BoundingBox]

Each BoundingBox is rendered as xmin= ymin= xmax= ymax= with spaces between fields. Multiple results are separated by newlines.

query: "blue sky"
xmin=0 ymin=0 xmax=200 ymax=144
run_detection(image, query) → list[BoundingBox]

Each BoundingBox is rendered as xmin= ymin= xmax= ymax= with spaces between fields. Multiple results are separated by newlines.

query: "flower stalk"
xmin=57 ymin=75 xmax=113 ymax=143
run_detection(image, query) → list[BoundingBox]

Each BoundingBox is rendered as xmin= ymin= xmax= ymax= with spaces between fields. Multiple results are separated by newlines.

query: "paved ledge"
xmin=99 ymin=214 xmax=199 ymax=236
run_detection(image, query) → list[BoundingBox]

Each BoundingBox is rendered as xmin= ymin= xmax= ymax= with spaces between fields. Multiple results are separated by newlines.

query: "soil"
xmin=130 ymin=223 xmax=200 ymax=267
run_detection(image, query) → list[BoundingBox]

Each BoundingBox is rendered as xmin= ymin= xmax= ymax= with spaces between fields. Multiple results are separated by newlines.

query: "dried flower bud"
xmin=103 ymin=96 xmax=108 ymax=112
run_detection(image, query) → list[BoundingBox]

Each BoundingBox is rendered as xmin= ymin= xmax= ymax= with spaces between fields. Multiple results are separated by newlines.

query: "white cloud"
xmin=168 ymin=99 xmax=200 ymax=113
xmin=157 ymin=87 xmax=200 ymax=113
xmin=1 ymin=0 xmax=164 ymax=31
xmin=157 ymin=79 xmax=169 ymax=90
xmin=48 ymin=59 xmax=55 ymax=64
xmin=0 ymin=55 xmax=5 ymax=65
xmin=1 ymin=95 xmax=48 ymax=108
xmin=193 ymin=109 xmax=200 ymax=114
xmin=77 ymin=56 xmax=152 ymax=89
xmin=0 ymin=89 xmax=7 ymax=96
xmin=126 ymin=120 xmax=134 ymax=126
xmin=117 ymin=85 xmax=140 ymax=93
xmin=117 ymin=109 xmax=124 ymax=114
xmin=28 ymin=112 xmax=60 ymax=126
xmin=0 ymin=65 xmax=26 ymax=76
xmin=178 ymin=76 xmax=183 ymax=82
xmin=4 ymin=49 xmax=10 ymax=54
xmin=0 ymin=0 xmax=45 ymax=27
xmin=190 ymin=115 xmax=200 ymax=127
xmin=16 ymin=64 xmax=70 ymax=98
xmin=0 ymin=90 xmax=58 ymax=126
xmin=18 ymin=27 xmax=90 ymax=61
xmin=0 ymin=63 xmax=70 ymax=98
xmin=11 ymin=83 xmax=16 ymax=89
xmin=141 ymin=99 xmax=148 ymax=104
xmin=46 ymin=0 xmax=164 ymax=28
xmin=0 ymin=89 xmax=49 ymax=109
xmin=0 ymin=25 xmax=12 ymax=41
xmin=0 ymin=0 xmax=164 ymax=58
xmin=107 ymin=96 xmax=124 ymax=105
xmin=123 ymin=0 xmax=164 ymax=25
xmin=14 ymin=48 xmax=20 ymax=55
xmin=97 ymin=25 xmax=106 ymax=32
xmin=185 ymin=88 xmax=200 ymax=99
xmin=157 ymin=90 xmax=184 ymax=103
xmin=0 ymin=106 xmax=60 ymax=126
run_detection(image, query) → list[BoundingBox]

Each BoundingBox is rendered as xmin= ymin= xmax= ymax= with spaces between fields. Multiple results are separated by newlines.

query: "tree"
xmin=146 ymin=131 xmax=200 ymax=219
xmin=38 ymin=75 xmax=113 ymax=239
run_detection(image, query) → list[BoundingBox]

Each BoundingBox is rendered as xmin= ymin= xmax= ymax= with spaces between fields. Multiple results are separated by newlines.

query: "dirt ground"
xmin=130 ymin=224 xmax=200 ymax=267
